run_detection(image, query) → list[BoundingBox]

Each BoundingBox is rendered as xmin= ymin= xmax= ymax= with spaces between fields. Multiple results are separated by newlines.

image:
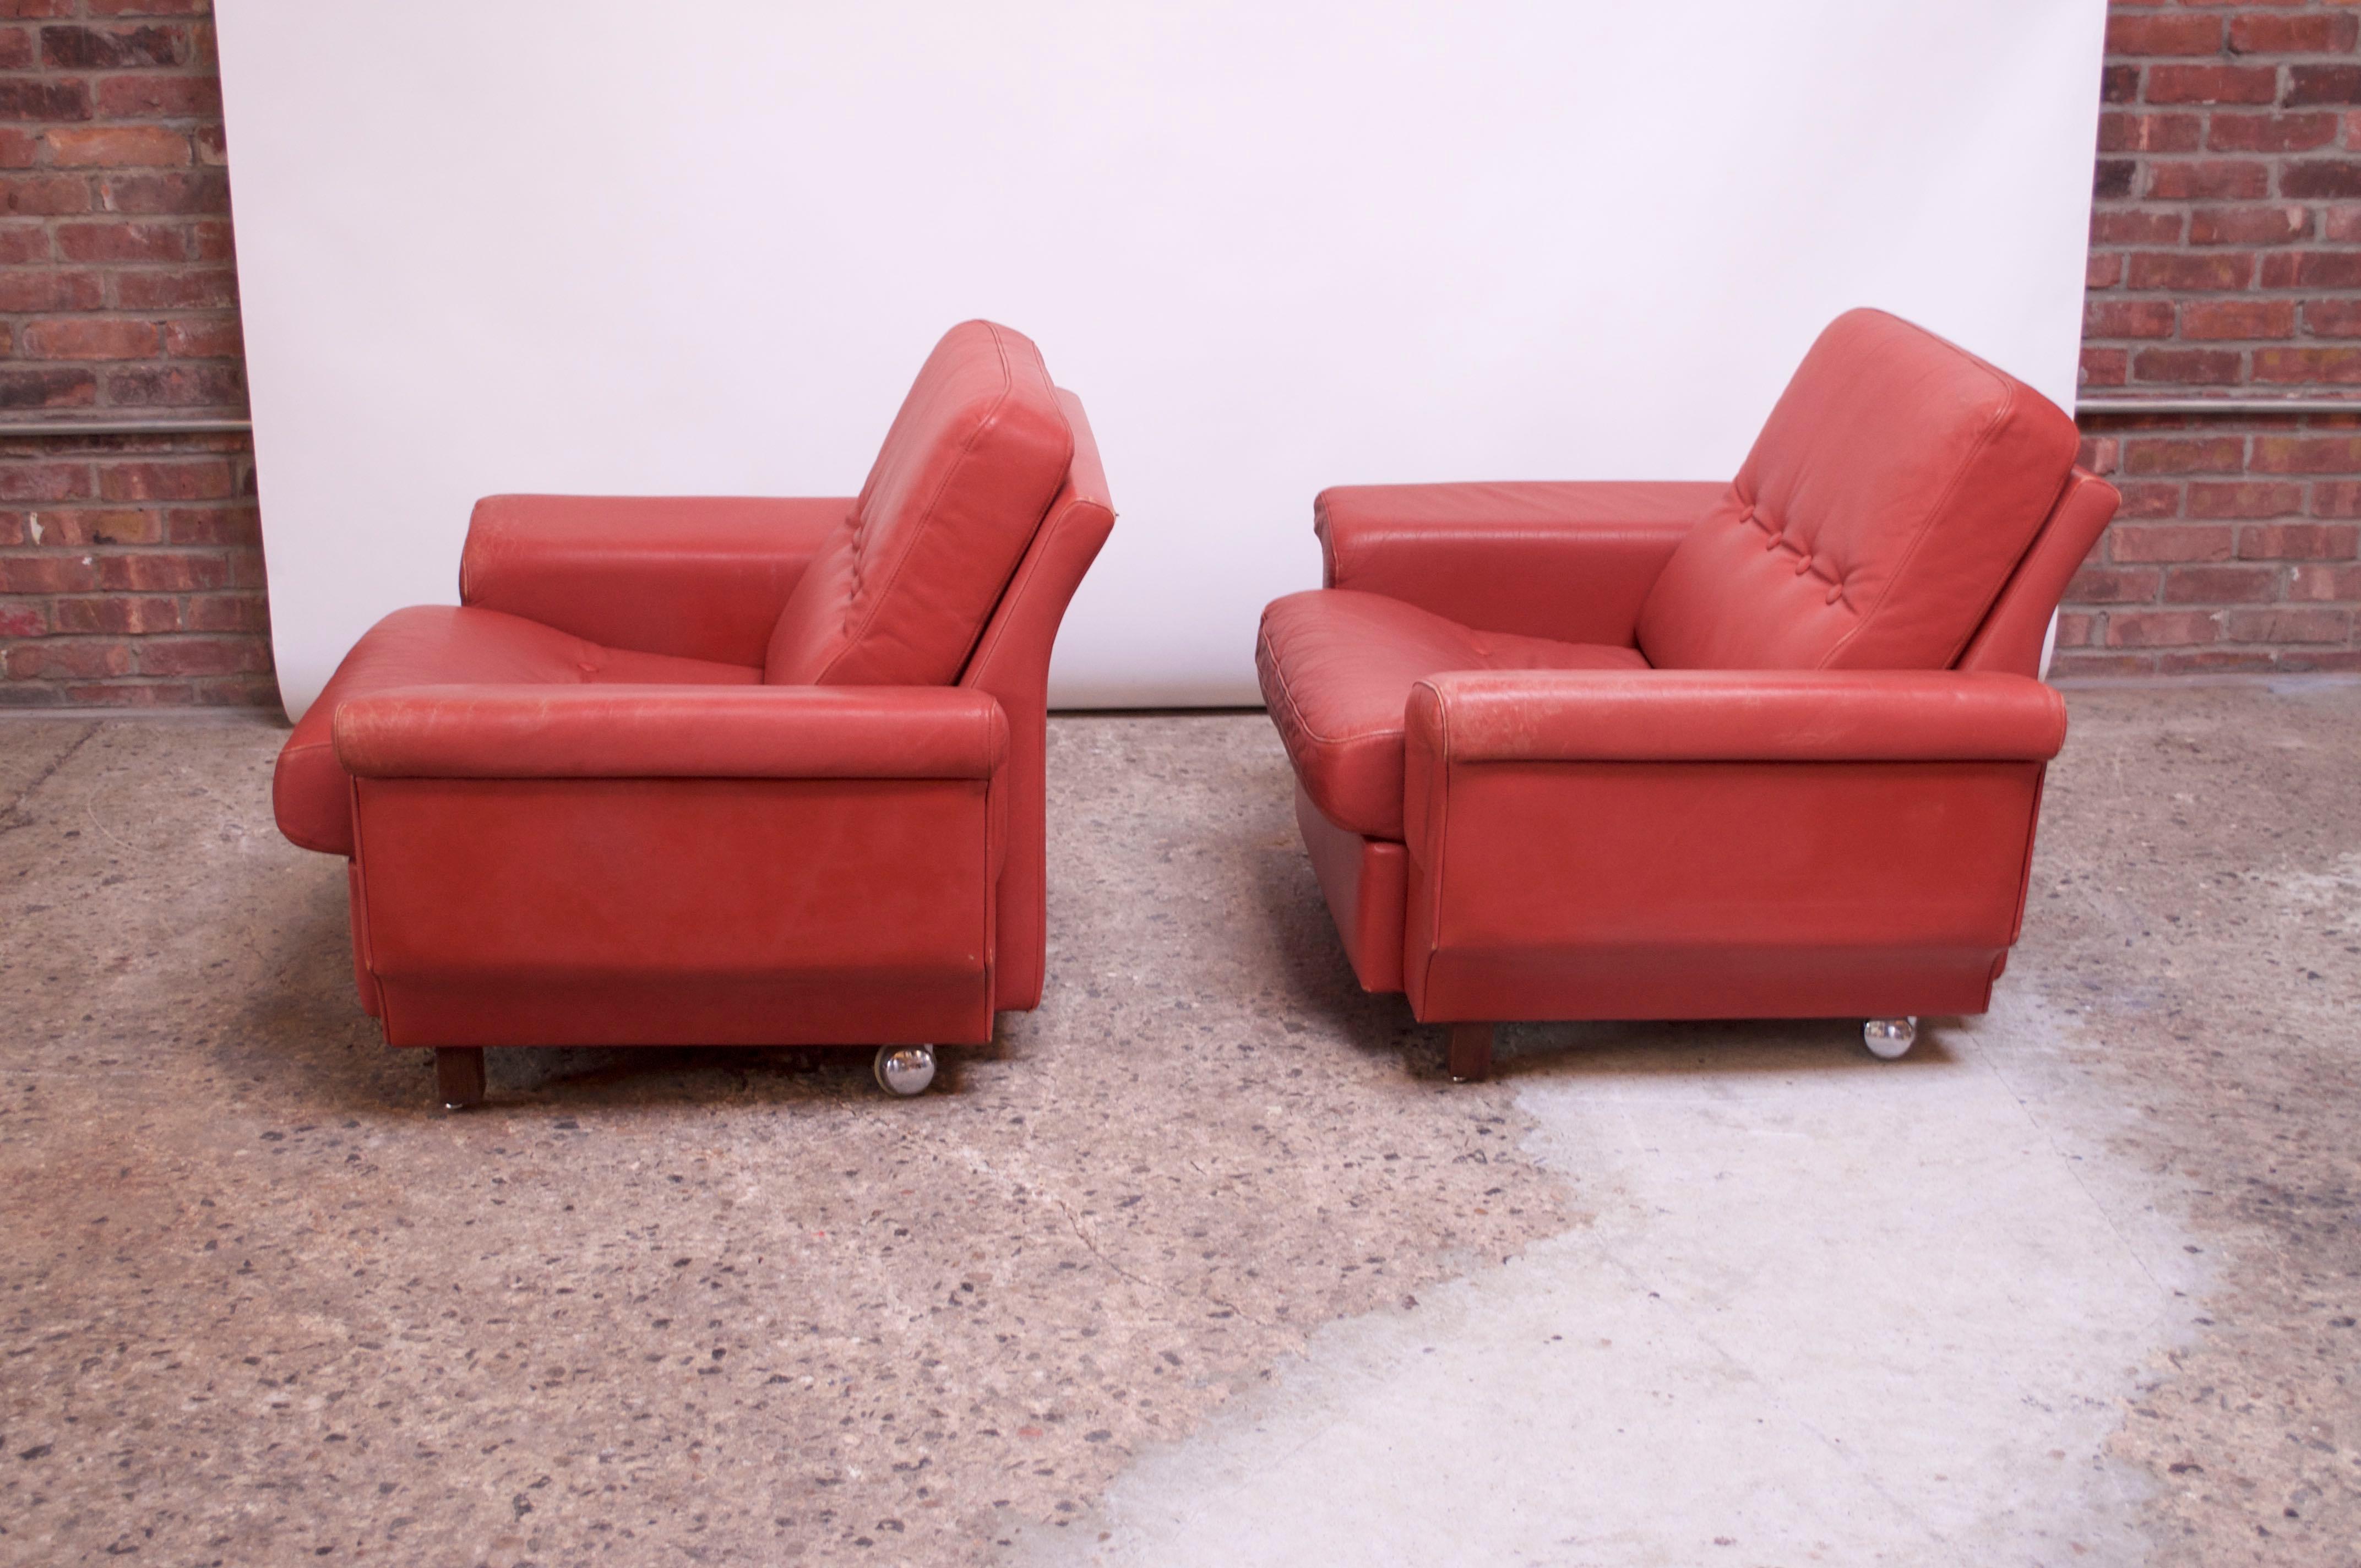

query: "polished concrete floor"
xmin=1 ymin=685 xmax=2355 ymax=1567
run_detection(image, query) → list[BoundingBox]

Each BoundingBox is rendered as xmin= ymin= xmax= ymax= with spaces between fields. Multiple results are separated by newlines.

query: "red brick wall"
xmin=2065 ymin=0 xmax=2361 ymax=675
xmin=0 ymin=0 xmax=268 ymax=708
xmin=1 ymin=2 xmax=2355 ymax=705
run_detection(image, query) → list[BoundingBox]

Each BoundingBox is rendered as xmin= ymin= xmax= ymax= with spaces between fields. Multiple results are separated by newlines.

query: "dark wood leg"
xmin=1448 ymin=1022 xmax=1494 ymax=1083
xmin=435 ymin=1047 xmax=485 ymax=1110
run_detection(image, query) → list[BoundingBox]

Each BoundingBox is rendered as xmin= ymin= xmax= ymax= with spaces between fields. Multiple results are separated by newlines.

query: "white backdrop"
xmin=216 ymin=1 xmax=2108 ymax=718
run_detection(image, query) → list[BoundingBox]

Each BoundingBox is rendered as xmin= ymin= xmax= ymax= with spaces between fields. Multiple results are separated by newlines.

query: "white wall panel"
xmin=215 ymin=1 xmax=2109 ymax=716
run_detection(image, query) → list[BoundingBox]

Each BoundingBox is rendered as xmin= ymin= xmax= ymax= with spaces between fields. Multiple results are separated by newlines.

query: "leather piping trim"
xmin=1254 ymin=619 xmax=1402 ymax=751
xmin=344 ymin=777 xmax=390 ymax=1043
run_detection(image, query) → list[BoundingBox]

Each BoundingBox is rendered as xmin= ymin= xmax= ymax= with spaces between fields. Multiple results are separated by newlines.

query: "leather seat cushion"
xmin=1256 ymin=589 xmax=1647 ymax=839
xmin=274 ymin=605 xmax=758 ymax=856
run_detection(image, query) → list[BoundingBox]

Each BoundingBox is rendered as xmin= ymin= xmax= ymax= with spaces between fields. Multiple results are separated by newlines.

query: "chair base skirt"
xmin=1408 ymin=945 xmax=2005 ymax=1028
xmin=1424 ymin=949 xmax=1995 ymax=1083
xmin=1296 ymin=802 xmax=2011 ymax=1028
xmin=372 ymin=974 xmax=995 ymax=1052
xmin=427 ymin=1040 xmax=954 ymax=1110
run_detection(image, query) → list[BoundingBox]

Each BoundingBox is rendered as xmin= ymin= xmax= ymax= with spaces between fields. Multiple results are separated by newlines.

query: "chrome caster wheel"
xmin=873 ymin=1044 xmax=937 ymax=1097
xmin=1863 ymin=1017 xmax=1917 ymax=1060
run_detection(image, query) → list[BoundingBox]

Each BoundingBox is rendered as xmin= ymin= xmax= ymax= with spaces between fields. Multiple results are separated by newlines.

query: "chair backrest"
xmin=1635 ymin=309 xmax=2081 ymax=672
xmin=765 ymin=320 xmax=1074 ymax=686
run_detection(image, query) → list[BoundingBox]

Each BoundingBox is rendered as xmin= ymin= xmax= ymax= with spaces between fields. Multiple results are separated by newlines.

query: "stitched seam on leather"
xmin=820 ymin=325 xmax=1029 ymax=682
xmin=1255 ymin=626 xmax=1327 ymax=752
xmin=981 ymin=759 xmax=999 ymax=994
xmin=1258 ymin=630 xmax=1398 ymax=837
xmin=345 ymin=780 xmax=384 ymax=1033
xmin=1265 ymin=654 xmax=1389 ymax=748
xmin=1258 ymin=605 xmax=1452 ymax=750
xmin=1814 ymin=360 xmax=2020 ymax=671
xmin=1406 ymin=679 xmax=1451 ymax=1012
xmin=1258 ymin=647 xmax=1406 ymax=840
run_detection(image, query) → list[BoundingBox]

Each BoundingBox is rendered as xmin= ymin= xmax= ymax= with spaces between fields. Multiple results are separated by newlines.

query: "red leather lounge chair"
xmin=273 ymin=320 xmax=1114 ymax=1108
xmin=1255 ymin=309 xmax=2118 ymax=1081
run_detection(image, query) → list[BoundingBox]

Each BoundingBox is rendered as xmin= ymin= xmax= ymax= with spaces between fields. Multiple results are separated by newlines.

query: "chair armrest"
xmin=1406 ymin=669 xmax=2068 ymax=765
xmin=1314 ymin=481 xmax=1725 ymax=644
xmin=333 ymin=684 xmax=1007 ymax=781
xmin=459 ymin=494 xmax=854 ymax=667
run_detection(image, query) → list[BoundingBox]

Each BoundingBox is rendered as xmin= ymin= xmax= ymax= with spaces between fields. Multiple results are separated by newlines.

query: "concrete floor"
xmin=0 ymin=685 xmax=2355 ymax=1567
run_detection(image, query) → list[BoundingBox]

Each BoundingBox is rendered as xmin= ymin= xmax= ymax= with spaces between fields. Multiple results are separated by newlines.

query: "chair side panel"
xmin=1403 ymin=756 xmax=2046 ymax=1022
xmin=351 ymin=775 xmax=997 ymax=1047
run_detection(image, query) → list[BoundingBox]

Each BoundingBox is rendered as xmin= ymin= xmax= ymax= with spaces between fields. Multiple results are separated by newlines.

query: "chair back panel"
xmin=1955 ymin=468 xmax=2121 ymax=677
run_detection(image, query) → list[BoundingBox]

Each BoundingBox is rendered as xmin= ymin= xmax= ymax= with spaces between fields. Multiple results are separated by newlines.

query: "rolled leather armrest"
xmin=1406 ymin=669 xmax=2069 ymax=765
xmin=459 ymin=494 xmax=855 ymax=666
xmin=333 ymin=684 xmax=1008 ymax=780
xmin=1314 ymin=480 xmax=1726 ymax=644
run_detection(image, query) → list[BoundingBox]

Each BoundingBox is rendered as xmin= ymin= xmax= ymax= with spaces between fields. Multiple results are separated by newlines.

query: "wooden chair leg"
xmin=435 ymin=1047 xmax=485 ymax=1110
xmin=1448 ymin=1022 xmax=1494 ymax=1083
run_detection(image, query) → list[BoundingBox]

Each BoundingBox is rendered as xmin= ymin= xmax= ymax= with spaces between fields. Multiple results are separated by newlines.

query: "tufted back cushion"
xmin=765 ymin=320 xmax=1073 ymax=687
xmin=1635 ymin=309 xmax=2080 ymax=672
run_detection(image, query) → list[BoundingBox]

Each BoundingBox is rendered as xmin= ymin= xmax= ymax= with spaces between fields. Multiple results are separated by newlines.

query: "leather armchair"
xmin=1256 ymin=309 xmax=2119 ymax=1080
xmin=273 ymin=321 xmax=1114 ymax=1106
